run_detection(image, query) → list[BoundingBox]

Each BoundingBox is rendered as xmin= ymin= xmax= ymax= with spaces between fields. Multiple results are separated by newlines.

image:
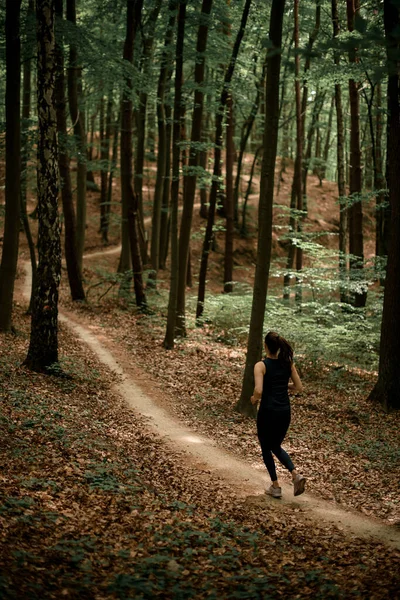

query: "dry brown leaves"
xmin=1 ymin=305 xmax=399 ymax=598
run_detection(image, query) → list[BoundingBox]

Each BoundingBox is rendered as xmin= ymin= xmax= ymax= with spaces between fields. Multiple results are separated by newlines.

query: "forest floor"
xmin=1 ymin=158 xmax=400 ymax=597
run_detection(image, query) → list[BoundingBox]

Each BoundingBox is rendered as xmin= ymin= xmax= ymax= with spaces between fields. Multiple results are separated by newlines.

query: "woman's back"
xmin=260 ymin=358 xmax=291 ymax=411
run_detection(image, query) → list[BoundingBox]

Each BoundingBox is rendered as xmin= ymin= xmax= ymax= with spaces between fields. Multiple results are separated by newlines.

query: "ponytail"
xmin=264 ymin=331 xmax=293 ymax=367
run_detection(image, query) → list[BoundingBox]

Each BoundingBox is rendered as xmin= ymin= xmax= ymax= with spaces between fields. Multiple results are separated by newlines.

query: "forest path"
xmin=22 ymin=255 xmax=400 ymax=551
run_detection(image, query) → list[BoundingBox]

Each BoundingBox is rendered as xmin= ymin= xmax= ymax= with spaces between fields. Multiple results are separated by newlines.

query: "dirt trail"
xmin=22 ymin=257 xmax=400 ymax=551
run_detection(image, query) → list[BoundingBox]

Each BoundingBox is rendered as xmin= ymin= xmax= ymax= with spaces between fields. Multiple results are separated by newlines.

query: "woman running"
xmin=251 ymin=331 xmax=305 ymax=498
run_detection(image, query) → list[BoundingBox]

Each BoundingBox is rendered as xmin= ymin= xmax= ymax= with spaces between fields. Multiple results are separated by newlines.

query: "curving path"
xmin=22 ymin=254 xmax=400 ymax=551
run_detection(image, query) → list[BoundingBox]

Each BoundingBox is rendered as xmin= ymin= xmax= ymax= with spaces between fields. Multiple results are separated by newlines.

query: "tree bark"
xmin=120 ymin=0 xmax=146 ymax=308
xmin=25 ymin=0 xmax=61 ymax=371
xmin=151 ymin=0 xmax=178 ymax=277
xmin=236 ymin=0 xmax=286 ymax=416
xmin=67 ymin=0 xmax=87 ymax=271
xmin=223 ymin=92 xmax=235 ymax=293
xmin=21 ymin=0 xmax=37 ymax=314
xmin=347 ymin=0 xmax=366 ymax=308
xmin=331 ymin=0 xmax=348 ymax=303
xmin=164 ymin=0 xmax=187 ymax=349
xmin=175 ymin=0 xmax=213 ymax=336
xmin=368 ymin=0 xmax=400 ymax=410
xmin=54 ymin=0 xmax=85 ymax=302
xmin=283 ymin=1 xmax=303 ymax=303
xmin=0 ymin=0 xmax=22 ymax=332
xmin=134 ymin=0 xmax=163 ymax=266
xmin=233 ymin=56 xmax=266 ymax=226
xmin=196 ymin=0 xmax=252 ymax=321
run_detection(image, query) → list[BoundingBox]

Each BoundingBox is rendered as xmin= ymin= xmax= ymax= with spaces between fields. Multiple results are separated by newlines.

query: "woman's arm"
xmin=250 ymin=361 xmax=266 ymax=405
xmin=288 ymin=362 xmax=303 ymax=393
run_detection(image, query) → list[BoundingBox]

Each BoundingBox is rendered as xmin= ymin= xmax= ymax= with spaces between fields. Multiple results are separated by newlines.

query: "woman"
xmin=251 ymin=331 xmax=305 ymax=498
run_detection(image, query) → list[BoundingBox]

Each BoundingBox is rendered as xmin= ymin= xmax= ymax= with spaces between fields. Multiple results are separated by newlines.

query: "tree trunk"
xmin=159 ymin=101 xmax=172 ymax=270
xmin=224 ymin=92 xmax=235 ymax=293
xmin=25 ymin=0 xmax=61 ymax=371
xmin=332 ymin=0 xmax=348 ymax=303
xmin=233 ymin=56 xmax=266 ymax=227
xmin=236 ymin=0 xmax=286 ymax=416
xmin=196 ymin=0 xmax=252 ymax=322
xmin=151 ymin=0 xmax=177 ymax=277
xmin=134 ymin=0 xmax=163 ymax=266
xmin=120 ymin=0 xmax=146 ymax=308
xmin=374 ymin=83 xmax=389 ymax=262
xmin=21 ymin=0 xmax=37 ymax=314
xmin=55 ymin=0 xmax=85 ymax=302
xmin=368 ymin=0 xmax=400 ymax=410
xmin=241 ymin=145 xmax=262 ymax=237
xmin=0 ymin=0 xmax=22 ymax=333
xmin=347 ymin=0 xmax=366 ymax=308
xmin=283 ymin=1 xmax=303 ymax=303
xmin=321 ymin=94 xmax=335 ymax=181
xmin=107 ymin=110 xmax=120 ymax=237
xmin=175 ymin=0 xmax=213 ymax=336
xmin=67 ymin=0 xmax=87 ymax=271
xmin=164 ymin=0 xmax=187 ymax=349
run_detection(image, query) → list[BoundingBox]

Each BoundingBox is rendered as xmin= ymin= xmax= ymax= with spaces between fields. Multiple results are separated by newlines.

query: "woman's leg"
xmin=258 ymin=410 xmax=294 ymax=479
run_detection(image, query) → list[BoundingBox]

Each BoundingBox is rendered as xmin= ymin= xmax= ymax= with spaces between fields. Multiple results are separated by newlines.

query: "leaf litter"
xmin=1 ymin=301 xmax=399 ymax=598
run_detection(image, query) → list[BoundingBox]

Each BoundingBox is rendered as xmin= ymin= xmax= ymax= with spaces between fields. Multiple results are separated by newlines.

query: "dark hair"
xmin=264 ymin=331 xmax=293 ymax=366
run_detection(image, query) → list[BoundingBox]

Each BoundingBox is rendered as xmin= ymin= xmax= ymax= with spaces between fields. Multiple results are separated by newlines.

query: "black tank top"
xmin=259 ymin=358 xmax=291 ymax=411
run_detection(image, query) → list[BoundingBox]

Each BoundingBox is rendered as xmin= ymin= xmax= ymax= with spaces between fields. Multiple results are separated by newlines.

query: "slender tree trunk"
xmin=321 ymin=94 xmax=335 ymax=181
xmin=332 ymin=0 xmax=348 ymax=303
xmin=134 ymin=0 xmax=162 ymax=265
xmin=241 ymin=146 xmax=262 ymax=237
xmin=25 ymin=0 xmax=61 ymax=371
xmin=224 ymin=92 xmax=235 ymax=293
xmin=302 ymin=90 xmax=326 ymax=200
xmin=164 ymin=0 xmax=187 ymax=349
xmin=347 ymin=0 xmax=366 ymax=308
xmin=55 ymin=0 xmax=85 ymax=302
xmin=67 ymin=0 xmax=87 ymax=271
xmin=283 ymin=1 xmax=303 ymax=302
xmin=151 ymin=0 xmax=177 ymax=278
xmin=159 ymin=102 xmax=172 ymax=270
xmin=0 ymin=0 xmax=22 ymax=332
xmin=120 ymin=0 xmax=146 ymax=308
xmin=175 ymin=0 xmax=213 ymax=336
xmin=236 ymin=0 xmax=286 ymax=416
xmin=368 ymin=0 xmax=400 ymax=410
xmin=374 ymin=83 xmax=389 ymax=261
xmin=233 ymin=57 xmax=266 ymax=227
xmin=299 ymin=0 xmax=321 ymax=215
xmin=196 ymin=0 xmax=252 ymax=321
xmin=107 ymin=110 xmax=120 ymax=236
xmin=21 ymin=0 xmax=37 ymax=313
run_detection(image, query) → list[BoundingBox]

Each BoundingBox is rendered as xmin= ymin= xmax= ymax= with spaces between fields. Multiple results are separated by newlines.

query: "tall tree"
xmin=283 ymin=0 xmax=303 ymax=302
xmin=120 ymin=0 xmax=146 ymax=308
xmin=54 ymin=0 xmax=85 ymax=301
xmin=347 ymin=0 xmax=367 ymax=307
xmin=67 ymin=0 xmax=86 ymax=271
xmin=134 ymin=0 xmax=163 ymax=265
xmin=196 ymin=0 xmax=252 ymax=321
xmin=25 ymin=0 xmax=61 ymax=371
xmin=151 ymin=0 xmax=178 ymax=278
xmin=332 ymin=0 xmax=348 ymax=303
xmin=368 ymin=0 xmax=400 ymax=411
xmin=164 ymin=0 xmax=187 ymax=349
xmin=236 ymin=0 xmax=286 ymax=416
xmin=21 ymin=0 xmax=37 ymax=313
xmin=0 ymin=0 xmax=22 ymax=332
xmin=175 ymin=0 xmax=213 ymax=336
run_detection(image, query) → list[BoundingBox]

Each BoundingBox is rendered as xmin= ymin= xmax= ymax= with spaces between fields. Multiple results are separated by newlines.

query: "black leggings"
xmin=257 ymin=409 xmax=294 ymax=482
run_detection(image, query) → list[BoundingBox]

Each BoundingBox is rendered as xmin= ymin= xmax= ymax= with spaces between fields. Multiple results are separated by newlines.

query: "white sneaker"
xmin=266 ymin=485 xmax=282 ymax=498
